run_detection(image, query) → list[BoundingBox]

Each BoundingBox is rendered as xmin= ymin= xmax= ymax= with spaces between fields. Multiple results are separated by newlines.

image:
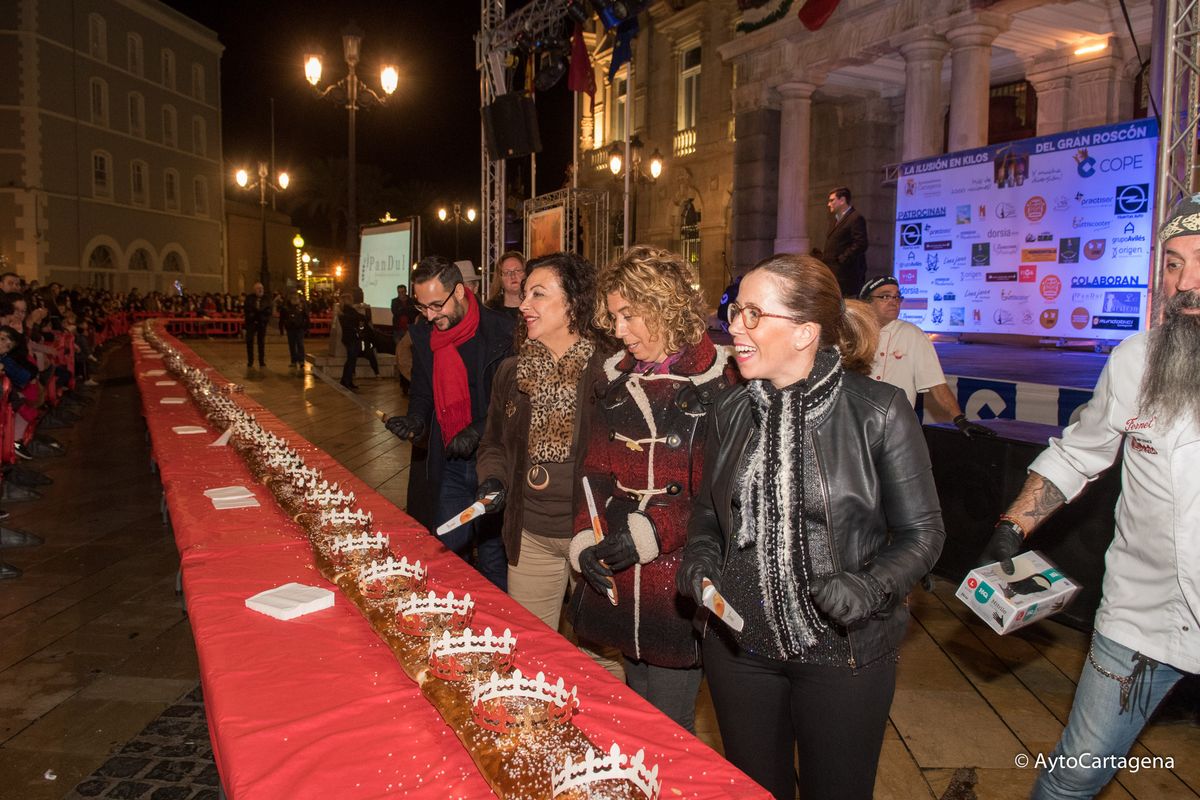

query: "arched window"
xmin=130 ymin=160 xmax=148 ymax=205
xmin=88 ymin=245 xmax=116 ymax=270
xmin=191 ymin=63 xmax=205 ymax=101
xmin=127 ymin=32 xmax=143 ymax=76
xmin=164 ymin=169 xmax=180 ymax=212
xmin=193 ymin=176 xmax=208 ymax=216
xmin=162 ymin=252 xmax=183 ymax=272
xmin=90 ymin=78 xmax=109 ymax=126
xmin=128 ymin=248 xmax=152 ymax=271
xmin=88 ymin=13 xmax=107 ymax=61
xmin=128 ymin=92 xmax=145 ymax=137
xmin=161 ymin=48 xmax=176 ymax=90
xmin=681 ymin=199 xmax=701 ymax=273
xmin=91 ymin=150 xmax=112 ymax=198
xmin=162 ymin=105 xmax=177 ymax=148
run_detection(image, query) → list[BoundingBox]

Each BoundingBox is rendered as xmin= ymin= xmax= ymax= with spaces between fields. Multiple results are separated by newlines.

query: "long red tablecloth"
xmin=133 ymin=325 xmax=768 ymax=800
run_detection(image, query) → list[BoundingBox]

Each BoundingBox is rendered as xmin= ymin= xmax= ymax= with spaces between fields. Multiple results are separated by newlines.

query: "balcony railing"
xmin=673 ymin=128 xmax=696 ymax=157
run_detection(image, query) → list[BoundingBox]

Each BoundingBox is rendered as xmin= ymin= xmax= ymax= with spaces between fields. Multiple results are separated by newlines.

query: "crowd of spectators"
xmin=0 ymin=275 xmax=128 ymax=579
xmin=120 ymin=287 xmax=338 ymax=317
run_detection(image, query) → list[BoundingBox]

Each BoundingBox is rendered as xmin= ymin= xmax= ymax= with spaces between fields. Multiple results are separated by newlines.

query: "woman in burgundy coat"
xmin=566 ymin=245 xmax=734 ymax=731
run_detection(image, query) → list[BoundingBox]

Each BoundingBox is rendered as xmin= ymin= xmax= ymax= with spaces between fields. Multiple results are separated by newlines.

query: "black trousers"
xmin=702 ymin=631 xmax=896 ymax=800
xmin=341 ymin=340 xmax=378 ymax=386
xmin=245 ymin=326 xmax=265 ymax=365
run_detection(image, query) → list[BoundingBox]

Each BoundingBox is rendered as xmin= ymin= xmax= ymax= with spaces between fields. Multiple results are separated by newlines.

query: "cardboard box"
xmin=956 ymin=551 xmax=1079 ymax=634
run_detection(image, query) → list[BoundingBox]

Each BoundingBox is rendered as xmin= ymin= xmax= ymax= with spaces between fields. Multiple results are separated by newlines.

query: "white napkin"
xmin=211 ymin=496 xmax=260 ymax=510
xmin=204 ymin=485 xmax=254 ymax=500
xmin=172 ymin=425 xmax=207 ymax=435
xmin=159 ymin=397 xmax=185 ymax=405
xmin=143 ymin=369 xmax=166 ymax=376
xmin=155 ymin=380 xmax=178 ymax=386
xmin=245 ymin=583 xmax=335 ymax=621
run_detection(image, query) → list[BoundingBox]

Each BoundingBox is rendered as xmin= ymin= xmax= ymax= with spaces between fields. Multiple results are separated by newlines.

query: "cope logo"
xmin=1074 ymin=148 xmax=1096 ymax=178
xmin=1025 ymin=196 xmax=1047 ymax=222
xmin=1040 ymin=309 xmax=1059 ymax=329
xmin=1071 ymin=307 xmax=1090 ymax=330
xmin=1019 ymin=265 xmax=1038 ymax=283
xmin=1040 ymin=275 xmax=1062 ymax=300
xmin=900 ymin=223 xmax=922 ymax=248
xmin=1114 ymin=184 xmax=1149 ymax=216
xmin=1084 ymin=239 xmax=1106 ymax=260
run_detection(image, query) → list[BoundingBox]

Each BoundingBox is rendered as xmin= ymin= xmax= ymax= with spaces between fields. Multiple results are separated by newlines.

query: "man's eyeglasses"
xmin=869 ymin=293 xmax=903 ymax=303
xmin=727 ymin=302 xmax=799 ymax=330
xmin=413 ymin=282 xmax=461 ymax=314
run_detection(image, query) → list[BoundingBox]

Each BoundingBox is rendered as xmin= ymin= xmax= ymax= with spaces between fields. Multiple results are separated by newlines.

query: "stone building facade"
xmin=0 ymin=0 xmax=224 ymax=292
xmin=573 ymin=0 xmax=1153 ymax=305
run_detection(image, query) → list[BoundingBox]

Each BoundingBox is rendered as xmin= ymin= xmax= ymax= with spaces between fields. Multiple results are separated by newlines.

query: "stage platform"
xmin=935 ymin=342 xmax=1109 ymax=428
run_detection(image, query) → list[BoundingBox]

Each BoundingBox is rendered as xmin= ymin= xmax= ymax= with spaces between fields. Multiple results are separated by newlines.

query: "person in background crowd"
xmin=474 ymin=252 xmax=607 ymax=621
xmin=0 ymin=272 xmax=21 ymax=294
xmin=390 ymin=285 xmax=413 ymax=347
xmin=859 ymin=276 xmax=994 ymax=437
xmin=280 ymin=291 xmax=310 ymax=371
xmin=486 ymin=250 xmax=525 ymax=321
xmin=338 ymin=288 xmax=378 ymax=390
xmin=243 ymin=282 xmax=270 ymax=368
xmin=567 ymin=245 xmax=735 ymax=731
xmin=977 ymin=195 xmax=1200 ymax=800
xmin=386 ymin=256 xmax=514 ymax=588
xmin=678 ymin=253 xmax=944 ymax=800
xmin=822 ymin=187 xmax=870 ymax=298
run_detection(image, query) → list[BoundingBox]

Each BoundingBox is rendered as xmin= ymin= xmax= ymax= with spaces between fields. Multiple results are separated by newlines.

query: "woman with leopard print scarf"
xmin=474 ymin=252 xmax=615 ymax=636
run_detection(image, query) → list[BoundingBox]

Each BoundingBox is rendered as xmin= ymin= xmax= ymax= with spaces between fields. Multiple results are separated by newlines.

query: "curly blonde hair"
xmin=594 ymin=245 xmax=707 ymax=357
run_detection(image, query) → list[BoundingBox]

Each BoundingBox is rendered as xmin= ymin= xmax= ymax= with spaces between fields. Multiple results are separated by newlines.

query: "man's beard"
xmin=1138 ymin=289 xmax=1200 ymax=428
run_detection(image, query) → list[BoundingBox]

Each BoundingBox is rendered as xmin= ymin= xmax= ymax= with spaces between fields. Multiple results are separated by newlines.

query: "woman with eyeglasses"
xmin=563 ymin=246 xmax=735 ymax=731
xmin=486 ymin=250 xmax=525 ymax=320
xmin=678 ymin=254 xmax=944 ymax=800
xmin=475 ymin=252 xmax=612 ymax=634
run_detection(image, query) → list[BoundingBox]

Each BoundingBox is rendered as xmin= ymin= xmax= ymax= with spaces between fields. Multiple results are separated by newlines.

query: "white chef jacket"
xmin=869 ymin=318 xmax=946 ymax=407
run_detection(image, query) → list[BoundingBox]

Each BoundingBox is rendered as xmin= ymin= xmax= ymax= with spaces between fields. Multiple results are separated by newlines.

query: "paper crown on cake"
xmin=395 ymin=589 xmax=474 ymax=636
xmin=428 ymin=626 xmax=517 ymax=682
xmin=319 ymin=507 xmax=373 ymax=528
xmin=357 ymin=555 xmax=427 ymax=600
xmin=551 ymin=744 xmax=662 ymax=800
xmin=304 ymin=484 xmax=355 ymax=508
xmin=329 ymin=531 xmax=390 ymax=555
xmin=470 ymin=668 xmax=578 ymax=733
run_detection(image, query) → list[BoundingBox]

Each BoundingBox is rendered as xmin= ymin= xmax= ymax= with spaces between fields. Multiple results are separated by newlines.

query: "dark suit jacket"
xmin=242 ymin=294 xmax=271 ymax=332
xmin=823 ymin=207 xmax=869 ymax=297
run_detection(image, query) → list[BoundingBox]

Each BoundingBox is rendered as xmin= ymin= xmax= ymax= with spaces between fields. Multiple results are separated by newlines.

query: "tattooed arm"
xmin=1002 ymin=471 xmax=1067 ymax=538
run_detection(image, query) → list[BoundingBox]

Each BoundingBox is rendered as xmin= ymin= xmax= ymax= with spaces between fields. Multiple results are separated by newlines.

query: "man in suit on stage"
xmin=822 ymin=186 xmax=869 ymax=297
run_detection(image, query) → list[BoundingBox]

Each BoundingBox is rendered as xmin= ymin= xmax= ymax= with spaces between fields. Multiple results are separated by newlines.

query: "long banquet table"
xmin=133 ymin=323 xmax=768 ymax=799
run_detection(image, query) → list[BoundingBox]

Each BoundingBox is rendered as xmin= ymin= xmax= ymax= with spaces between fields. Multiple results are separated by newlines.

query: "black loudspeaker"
xmin=924 ymin=419 xmax=1119 ymax=632
xmin=482 ymin=93 xmax=542 ymax=161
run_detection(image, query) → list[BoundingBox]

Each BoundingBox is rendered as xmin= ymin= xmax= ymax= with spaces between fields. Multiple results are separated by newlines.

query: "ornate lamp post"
xmin=234 ymin=162 xmax=290 ymax=292
xmin=304 ymin=22 xmax=398 ymax=271
xmin=437 ymin=202 xmax=477 ymax=261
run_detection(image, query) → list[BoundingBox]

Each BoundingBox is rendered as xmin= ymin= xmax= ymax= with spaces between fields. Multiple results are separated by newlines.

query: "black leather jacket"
xmin=684 ymin=371 xmax=945 ymax=667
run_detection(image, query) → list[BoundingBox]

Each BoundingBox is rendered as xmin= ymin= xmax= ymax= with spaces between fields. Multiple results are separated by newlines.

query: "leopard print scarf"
xmin=516 ymin=337 xmax=595 ymax=464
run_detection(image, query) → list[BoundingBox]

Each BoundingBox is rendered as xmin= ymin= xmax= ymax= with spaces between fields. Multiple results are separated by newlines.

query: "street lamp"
xmin=605 ymin=136 xmax=664 ymax=248
xmin=437 ymin=202 xmax=477 ymax=260
xmin=234 ymin=161 xmax=291 ymax=292
xmin=304 ymin=22 xmax=398 ymax=269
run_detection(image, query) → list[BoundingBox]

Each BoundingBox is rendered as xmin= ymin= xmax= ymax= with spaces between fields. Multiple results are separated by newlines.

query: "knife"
xmin=702 ymin=578 xmax=744 ymax=632
xmin=435 ymin=492 xmax=499 ymax=537
xmin=581 ymin=476 xmax=619 ymax=606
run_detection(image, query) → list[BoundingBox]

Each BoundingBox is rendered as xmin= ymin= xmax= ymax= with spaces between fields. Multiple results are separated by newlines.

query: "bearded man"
xmin=977 ymin=196 xmax=1200 ymax=799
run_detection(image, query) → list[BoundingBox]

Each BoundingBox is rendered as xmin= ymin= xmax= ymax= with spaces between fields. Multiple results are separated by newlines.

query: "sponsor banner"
xmin=895 ymin=120 xmax=1155 ymax=339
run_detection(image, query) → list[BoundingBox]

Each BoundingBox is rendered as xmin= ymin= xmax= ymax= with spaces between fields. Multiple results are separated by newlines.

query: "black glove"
xmin=444 ymin=425 xmax=481 ymax=460
xmin=578 ymin=545 xmax=615 ymax=596
xmin=592 ymin=526 xmax=639 ymax=572
xmin=384 ymin=414 xmax=424 ymax=441
xmin=675 ymin=551 xmax=717 ymax=606
xmin=809 ymin=571 xmax=888 ymax=627
xmin=475 ymin=477 xmax=506 ymax=514
xmin=977 ymin=519 xmax=1024 ymax=575
xmin=953 ymin=414 xmax=996 ymax=438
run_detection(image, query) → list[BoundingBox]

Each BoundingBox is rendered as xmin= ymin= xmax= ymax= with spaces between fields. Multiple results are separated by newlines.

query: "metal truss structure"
xmin=1153 ymin=0 xmax=1200 ymax=310
xmin=476 ymin=0 xmax=575 ymax=296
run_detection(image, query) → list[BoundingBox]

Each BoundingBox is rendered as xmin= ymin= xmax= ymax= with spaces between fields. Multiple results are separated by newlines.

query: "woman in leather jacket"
xmin=677 ymin=253 xmax=944 ymax=800
xmin=565 ymin=246 xmax=735 ymax=732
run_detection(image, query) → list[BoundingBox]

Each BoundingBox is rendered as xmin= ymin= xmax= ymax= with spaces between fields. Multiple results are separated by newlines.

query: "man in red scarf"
xmin=385 ymin=256 xmax=515 ymax=589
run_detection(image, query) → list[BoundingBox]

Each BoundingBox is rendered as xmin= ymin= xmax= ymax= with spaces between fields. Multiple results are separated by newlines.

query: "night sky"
xmin=163 ymin=0 xmax=573 ymax=257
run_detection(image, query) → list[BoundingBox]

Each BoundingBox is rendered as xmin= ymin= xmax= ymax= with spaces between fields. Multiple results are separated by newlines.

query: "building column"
xmin=774 ymin=81 xmax=817 ymax=254
xmin=730 ymin=81 xmax=781 ymax=271
xmin=898 ymin=33 xmax=950 ymax=161
xmin=946 ymin=16 xmax=1006 ymax=152
xmin=1027 ymin=71 xmax=1072 ymax=135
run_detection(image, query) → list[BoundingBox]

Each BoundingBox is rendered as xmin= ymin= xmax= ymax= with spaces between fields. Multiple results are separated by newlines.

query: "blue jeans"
xmin=1032 ymin=630 xmax=1189 ymax=799
xmin=285 ymin=329 xmax=306 ymax=365
xmin=435 ymin=458 xmax=507 ymax=591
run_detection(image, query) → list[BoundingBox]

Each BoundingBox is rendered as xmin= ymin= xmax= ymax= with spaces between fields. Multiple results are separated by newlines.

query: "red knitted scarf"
xmin=429 ymin=287 xmax=480 ymax=446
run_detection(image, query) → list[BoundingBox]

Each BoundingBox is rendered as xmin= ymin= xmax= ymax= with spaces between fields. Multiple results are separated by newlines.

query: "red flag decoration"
xmin=797 ymin=0 xmax=843 ymax=30
xmin=567 ymin=24 xmax=596 ymax=100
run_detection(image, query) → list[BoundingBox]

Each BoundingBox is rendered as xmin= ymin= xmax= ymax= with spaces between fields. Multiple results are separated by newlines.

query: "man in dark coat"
xmin=243 ymin=282 xmax=270 ymax=367
xmin=384 ymin=256 xmax=514 ymax=589
xmin=822 ymin=186 xmax=869 ymax=297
